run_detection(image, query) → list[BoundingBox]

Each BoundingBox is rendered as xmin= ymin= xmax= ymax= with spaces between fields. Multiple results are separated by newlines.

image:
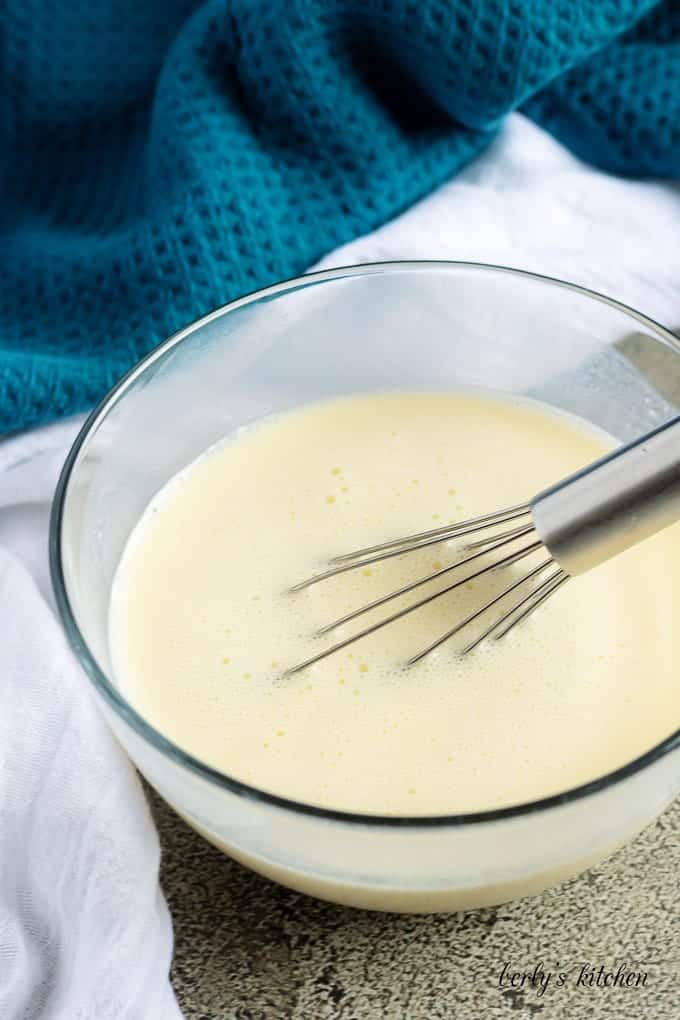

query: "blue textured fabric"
xmin=2 ymin=1 xmax=679 ymax=431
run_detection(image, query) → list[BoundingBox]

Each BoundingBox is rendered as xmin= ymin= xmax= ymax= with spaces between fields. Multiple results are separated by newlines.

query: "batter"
xmin=109 ymin=391 xmax=680 ymax=816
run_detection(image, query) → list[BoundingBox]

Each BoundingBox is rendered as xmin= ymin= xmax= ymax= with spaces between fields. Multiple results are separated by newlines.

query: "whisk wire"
xmin=290 ymin=504 xmax=531 ymax=592
xmin=486 ymin=571 xmax=569 ymax=642
xmin=283 ymin=535 xmax=543 ymax=677
xmin=465 ymin=522 xmax=537 ymax=550
xmin=405 ymin=557 xmax=554 ymax=666
xmin=461 ymin=568 xmax=567 ymax=654
xmin=328 ymin=503 xmax=531 ymax=564
xmin=316 ymin=524 xmax=536 ymax=635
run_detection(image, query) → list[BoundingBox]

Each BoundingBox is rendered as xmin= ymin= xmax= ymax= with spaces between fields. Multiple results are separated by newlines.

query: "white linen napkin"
xmin=1 ymin=113 xmax=678 ymax=1019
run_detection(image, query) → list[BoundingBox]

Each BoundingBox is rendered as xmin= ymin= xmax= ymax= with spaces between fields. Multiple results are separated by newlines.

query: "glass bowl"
xmin=50 ymin=262 xmax=680 ymax=913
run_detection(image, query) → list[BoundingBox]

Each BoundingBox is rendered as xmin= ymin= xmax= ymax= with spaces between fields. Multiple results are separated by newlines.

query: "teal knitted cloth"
xmin=2 ymin=1 xmax=679 ymax=432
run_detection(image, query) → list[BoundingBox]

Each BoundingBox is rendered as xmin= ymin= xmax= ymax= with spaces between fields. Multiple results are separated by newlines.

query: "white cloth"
xmin=1 ymin=114 xmax=679 ymax=1019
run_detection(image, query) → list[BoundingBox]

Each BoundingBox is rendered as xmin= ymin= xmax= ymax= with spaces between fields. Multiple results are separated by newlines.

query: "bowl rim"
xmin=49 ymin=259 xmax=680 ymax=829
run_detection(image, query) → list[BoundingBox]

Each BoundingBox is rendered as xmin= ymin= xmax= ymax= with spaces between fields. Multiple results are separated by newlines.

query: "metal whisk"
xmin=285 ymin=414 xmax=680 ymax=676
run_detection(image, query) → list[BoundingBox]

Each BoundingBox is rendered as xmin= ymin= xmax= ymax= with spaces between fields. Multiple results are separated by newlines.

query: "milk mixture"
xmin=109 ymin=392 xmax=680 ymax=816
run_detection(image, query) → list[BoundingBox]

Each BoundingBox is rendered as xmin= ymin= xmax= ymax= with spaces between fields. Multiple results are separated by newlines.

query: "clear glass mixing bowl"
xmin=50 ymin=262 xmax=680 ymax=912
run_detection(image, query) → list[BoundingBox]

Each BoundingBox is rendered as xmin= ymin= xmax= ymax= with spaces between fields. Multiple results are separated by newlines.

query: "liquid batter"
xmin=109 ymin=391 xmax=680 ymax=816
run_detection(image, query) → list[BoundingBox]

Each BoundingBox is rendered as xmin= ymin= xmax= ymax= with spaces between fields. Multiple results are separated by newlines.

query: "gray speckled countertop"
xmin=149 ymin=789 xmax=679 ymax=1019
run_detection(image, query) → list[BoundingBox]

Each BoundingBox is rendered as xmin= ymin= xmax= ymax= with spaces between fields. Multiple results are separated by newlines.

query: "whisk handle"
xmin=530 ymin=414 xmax=680 ymax=576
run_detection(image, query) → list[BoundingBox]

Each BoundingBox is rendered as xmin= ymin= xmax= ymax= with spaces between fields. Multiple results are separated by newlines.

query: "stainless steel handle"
xmin=530 ymin=415 xmax=680 ymax=576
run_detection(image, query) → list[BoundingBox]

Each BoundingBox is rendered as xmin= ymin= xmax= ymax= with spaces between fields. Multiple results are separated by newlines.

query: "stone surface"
xmin=149 ymin=790 xmax=680 ymax=1019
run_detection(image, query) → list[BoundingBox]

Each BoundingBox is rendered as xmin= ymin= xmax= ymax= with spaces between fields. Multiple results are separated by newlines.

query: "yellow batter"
xmin=109 ymin=391 xmax=680 ymax=816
